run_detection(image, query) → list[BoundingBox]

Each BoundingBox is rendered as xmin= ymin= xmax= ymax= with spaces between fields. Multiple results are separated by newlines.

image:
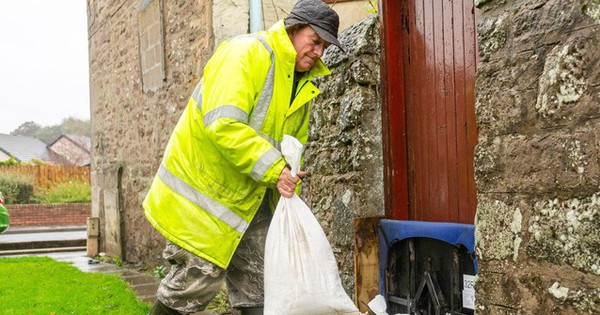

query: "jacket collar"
xmin=266 ymin=20 xmax=331 ymax=81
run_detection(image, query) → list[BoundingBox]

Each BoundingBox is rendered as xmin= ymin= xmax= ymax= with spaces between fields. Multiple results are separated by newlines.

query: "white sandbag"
xmin=264 ymin=135 xmax=360 ymax=315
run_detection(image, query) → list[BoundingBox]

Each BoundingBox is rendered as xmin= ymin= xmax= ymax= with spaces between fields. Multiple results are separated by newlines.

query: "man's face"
xmin=289 ymin=25 xmax=329 ymax=72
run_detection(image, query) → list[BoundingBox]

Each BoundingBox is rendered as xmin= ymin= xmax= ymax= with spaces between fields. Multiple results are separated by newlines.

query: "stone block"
xmin=87 ymin=236 xmax=99 ymax=257
xmin=475 ymin=194 xmax=523 ymax=262
xmin=148 ymin=23 xmax=161 ymax=46
xmin=527 ymin=192 xmax=600 ymax=275
xmin=475 ymin=125 xmax=599 ymax=195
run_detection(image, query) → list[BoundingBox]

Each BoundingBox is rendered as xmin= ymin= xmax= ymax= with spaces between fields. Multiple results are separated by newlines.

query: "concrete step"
xmin=3 ymin=225 xmax=86 ymax=234
xmin=0 ymin=227 xmax=87 ymax=253
xmin=0 ymin=246 xmax=86 ymax=256
xmin=0 ymin=239 xmax=86 ymax=251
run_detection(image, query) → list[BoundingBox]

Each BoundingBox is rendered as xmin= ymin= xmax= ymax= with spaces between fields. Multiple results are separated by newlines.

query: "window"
xmin=138 ymin=0 xmax=165 ymax=92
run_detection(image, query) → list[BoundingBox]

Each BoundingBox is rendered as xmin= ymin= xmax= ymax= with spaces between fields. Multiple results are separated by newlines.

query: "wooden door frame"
xmin=353 ymin=3 xmax=409 ymax=310
xmin=379 ymin=0 xmax=408 ymax=220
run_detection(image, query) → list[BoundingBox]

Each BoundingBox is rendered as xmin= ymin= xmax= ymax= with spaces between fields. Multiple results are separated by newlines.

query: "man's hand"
xmin=277 ymin=166 xmax=307 ymax=198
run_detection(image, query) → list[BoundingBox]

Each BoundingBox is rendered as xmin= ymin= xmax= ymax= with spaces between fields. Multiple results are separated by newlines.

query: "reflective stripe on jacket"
xmin=143 ymin=20 xmax=331 ymax=269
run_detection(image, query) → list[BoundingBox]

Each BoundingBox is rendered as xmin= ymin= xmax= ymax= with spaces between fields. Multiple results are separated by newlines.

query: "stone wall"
xmin=88 ymin=0 xmax=213 ymax=263
xmin=304 ymin=14 xmax=383 ymax=296
xmin=474 ymin=0 xmax=600 ymax=313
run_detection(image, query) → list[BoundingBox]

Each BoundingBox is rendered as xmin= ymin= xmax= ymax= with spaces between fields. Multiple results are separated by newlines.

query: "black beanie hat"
xmin=285 ymin=0 xmax=343 ymax=51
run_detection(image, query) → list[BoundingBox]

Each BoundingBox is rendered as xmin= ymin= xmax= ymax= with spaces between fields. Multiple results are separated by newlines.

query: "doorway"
xmin=382 ymin=0 xmax=478 ymax=224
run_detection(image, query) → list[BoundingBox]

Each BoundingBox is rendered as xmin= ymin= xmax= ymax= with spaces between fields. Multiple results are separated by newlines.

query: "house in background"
xmin=48 ymin=134 xmax=91 ymax=166
xmin=0 ymin=134 xmax=51 ymax=163
xmin=0 ymin=133 xmax=91 ymax=166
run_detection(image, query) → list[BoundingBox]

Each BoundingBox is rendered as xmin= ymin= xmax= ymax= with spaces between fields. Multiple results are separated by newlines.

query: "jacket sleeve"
xmin=198 ymin=38 xmax=286 ymax=188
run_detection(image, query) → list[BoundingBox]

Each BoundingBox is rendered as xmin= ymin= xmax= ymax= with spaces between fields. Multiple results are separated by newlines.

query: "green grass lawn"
xmin=0 ymin=256 xmax=150 ymax=314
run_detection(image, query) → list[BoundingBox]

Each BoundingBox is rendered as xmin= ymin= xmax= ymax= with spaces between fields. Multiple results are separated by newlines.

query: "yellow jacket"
xmin=143 ymin=20 xmax=330 ymax=268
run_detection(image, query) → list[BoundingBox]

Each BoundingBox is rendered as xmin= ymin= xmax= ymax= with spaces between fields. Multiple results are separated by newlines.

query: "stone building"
xmin=88 ymin=0 xmax=598 ymax=314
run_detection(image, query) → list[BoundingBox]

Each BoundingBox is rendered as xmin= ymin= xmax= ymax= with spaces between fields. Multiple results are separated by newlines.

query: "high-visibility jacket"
xmin=143 ymin=20 xmax=331 ymax=269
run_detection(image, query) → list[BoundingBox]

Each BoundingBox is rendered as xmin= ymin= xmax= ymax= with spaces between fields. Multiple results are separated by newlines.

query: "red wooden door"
xmin=382 ymin=0 xmax=478 ymax=224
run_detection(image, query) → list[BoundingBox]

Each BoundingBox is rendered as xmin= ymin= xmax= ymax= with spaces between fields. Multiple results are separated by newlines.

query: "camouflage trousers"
xmin=156 ymin=201 xmax=271 ymax=314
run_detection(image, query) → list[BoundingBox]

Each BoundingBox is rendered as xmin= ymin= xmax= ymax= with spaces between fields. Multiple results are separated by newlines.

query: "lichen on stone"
xmin=474 ymin=136 xmax=500 ymax=185
xmin=475 ymin=199 xmax=522 ymax=261
xmin=511 ymin=209 xmax=523 ymax=261
xmin=582 ymin=0 xmax=600 ymax=23
xmin=563 ymin=139 xmax=588 ymax=178
xmin=527 ymin=192 xmax=600 ymax=275
xmin=478 ymin=13 xmax=508 ymax=60
xmin=535 ymin=40 xmax=588 ymax=117
xmin=548 ymin=282 xmax=600 ymax=313
xmin=548 ymin=282 xmax=570 ymax=300
xmin=572 ymin=288 xmax=600 ymax=313
xmin=474 ymin=0 xmax=491 ymax=9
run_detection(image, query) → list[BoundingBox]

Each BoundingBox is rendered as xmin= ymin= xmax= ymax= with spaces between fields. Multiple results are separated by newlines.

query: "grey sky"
xmin=0 ymin=1 xmax=90 ymax=134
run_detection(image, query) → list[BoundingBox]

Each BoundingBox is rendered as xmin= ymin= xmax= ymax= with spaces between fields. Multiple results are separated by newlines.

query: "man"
xmin=143 ymin=0 xmax=343 ymax=314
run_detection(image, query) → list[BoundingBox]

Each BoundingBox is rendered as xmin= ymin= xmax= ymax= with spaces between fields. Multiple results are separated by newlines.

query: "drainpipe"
xmin=249 ymin=0 xmax=263 ymax=33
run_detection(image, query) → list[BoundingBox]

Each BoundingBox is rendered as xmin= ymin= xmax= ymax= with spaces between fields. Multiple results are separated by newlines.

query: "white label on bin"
xmin=462 ymin=274 xmax=475 ymax=310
